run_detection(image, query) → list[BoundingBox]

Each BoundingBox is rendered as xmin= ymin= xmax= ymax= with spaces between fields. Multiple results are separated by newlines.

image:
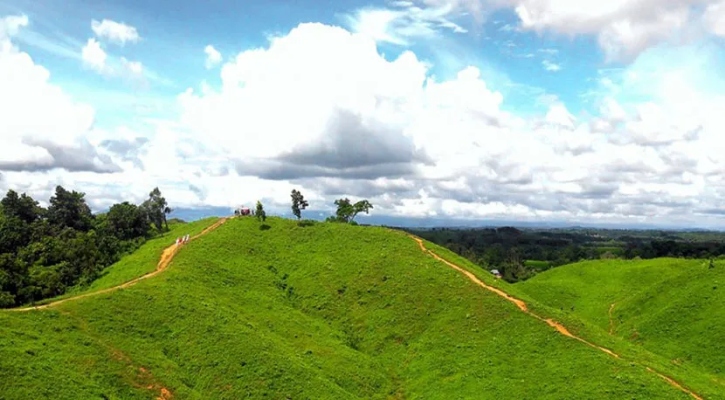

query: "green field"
xmin=24 ymin=218 xmax=220 ymax=306
xmin=524 ymin=259 xmax=551 ymax=270
xmin=0 ymin=218 xmax=713 ymax=399
xmin=518 ymin=257 xmax=725 ymax=388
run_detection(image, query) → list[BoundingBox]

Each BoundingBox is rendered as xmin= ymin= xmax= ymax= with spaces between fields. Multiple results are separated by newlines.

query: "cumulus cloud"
xmin=168 ymin=21 xmax=725 ymax=225
xmin=0 ymin=15 xmax=120 ymax=174
xmin=416 ymin=0 xmax=720 ymax=62
xmin=81 ymin=38 xmax=108 ymax=73
xmin=91 ymin=19 xmax=140 ymax=45
xmin=3 ymin=13 xmax=725 ymax=226
xmin=81 ymin=38 xmax=144 ymax=78
xmin=204 ymin=45 xmax=222 ymax=69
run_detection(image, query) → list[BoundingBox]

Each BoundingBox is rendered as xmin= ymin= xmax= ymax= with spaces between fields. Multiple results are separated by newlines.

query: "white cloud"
xmin=3 ymin=16 xmax=725 ymax=227
xmin=0 ymin=15 xmax=119 ymax=175
xmin=703 ymin=0 xmax=725 ymax=36
xmin=542 ymin=60 xmax=561 ymax=71
xmin=0 ymin=14 xmax=28 ymax=38
xmin=81 ymin=38 xmax=108 ymax=73
xmin=346 ymin=1 xmax=467 ymax=45
xmin=121 ymin=57 xmax=143 ymax=75
xmin=426 ymin=0 xmax=720 ymax=62
xmin=81 ymin=38 xmax=145 ymax=81
xmin=91 ymin=19 xmax=140 ymax=45
xmin=204 ymin=45 xmax=222 ymax=69
xmin=169 ymin=22 xmax=725 ymax=224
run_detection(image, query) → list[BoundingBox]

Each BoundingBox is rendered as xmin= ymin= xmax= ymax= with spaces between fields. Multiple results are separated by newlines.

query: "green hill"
xmin=0 ymin=218 xmax=710 ymax=399
xmin=517 ymin=257 xmax=725 ymax=389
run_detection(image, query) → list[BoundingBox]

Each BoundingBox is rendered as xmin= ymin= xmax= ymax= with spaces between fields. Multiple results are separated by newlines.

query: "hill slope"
xmin=517 ymin=258 xmax=725 ymax=387
xmin=0 ymin=218 xmax=703 ymax=399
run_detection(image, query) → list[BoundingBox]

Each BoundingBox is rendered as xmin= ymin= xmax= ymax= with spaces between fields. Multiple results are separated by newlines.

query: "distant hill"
xmin=518 ymin=257 xmax=725 ymax=389
xmin=0 ymin=217 xmax=714 ymax=399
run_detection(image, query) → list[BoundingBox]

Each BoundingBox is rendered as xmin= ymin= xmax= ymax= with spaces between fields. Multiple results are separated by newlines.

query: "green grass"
xmin=0 ymin=218 xmax=708 ymax=399
xmin=29 ymin=218 xmax=219 ymax=306
xmin=85 ymin=218 xmax=219 ymax=292
xmin=518 ymin=257 xmax=725 ymax=384
xmin=524 ymin=259 xmax=551 ymax=270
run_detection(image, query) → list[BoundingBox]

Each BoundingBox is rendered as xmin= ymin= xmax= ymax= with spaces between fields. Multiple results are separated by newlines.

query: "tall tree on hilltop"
xmin=350 ymin=200 xmax=373 ymax=223
xmin=290 ymin=189 xmax=309 ymax=220
xmin=142 ymin=187 xmax=170 ymax=232
xmin=333 ymin=198 xmax=373 ymax=223
xmin=333 ymin=198 xmax=353 ymax=222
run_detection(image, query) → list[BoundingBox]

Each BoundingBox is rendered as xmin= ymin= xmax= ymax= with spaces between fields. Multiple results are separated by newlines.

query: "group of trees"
xmin=0 ymin=186 xmax=172 ymax=307
xmin=284 ymin=189 xmax=373 ymax=225
xmin=408 ymin=226 xmax=725 ymax=283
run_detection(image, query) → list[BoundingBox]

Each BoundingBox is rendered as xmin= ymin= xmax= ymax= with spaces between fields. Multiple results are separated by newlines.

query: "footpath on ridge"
xmin=6 ymin=217 xmax=229 ymax=312
xmin=408 ymin=234 xmax=704 ymax=400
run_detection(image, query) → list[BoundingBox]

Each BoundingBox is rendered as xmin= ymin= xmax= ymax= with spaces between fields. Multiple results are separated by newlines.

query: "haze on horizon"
xmin=2 ymin=0 xmax=725 ymax=229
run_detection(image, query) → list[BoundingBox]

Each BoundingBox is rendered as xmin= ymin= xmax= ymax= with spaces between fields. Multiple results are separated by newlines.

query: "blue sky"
xmin=1 ymin=0 xmax=725 ymax=227
xmin=3 ymin=0 xmax=607 ymax=121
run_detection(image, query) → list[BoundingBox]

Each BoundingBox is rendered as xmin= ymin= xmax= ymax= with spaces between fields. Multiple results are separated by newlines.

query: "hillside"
xmin=0 ymin=217 xmax=709 ymax=399
xmin=517 ymin=258 xmax=725 ymax=388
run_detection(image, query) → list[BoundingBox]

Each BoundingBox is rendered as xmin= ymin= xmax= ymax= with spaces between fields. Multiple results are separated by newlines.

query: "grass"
xmin=0 ymin=218 xmax=708 ymax=399
xmin=29 ymin=218 xmax=219 ymax=306
xmin=517 ymin=257 xmax=725 ymax=387
xmin=524 ymin=259 xmax=551 ymax=270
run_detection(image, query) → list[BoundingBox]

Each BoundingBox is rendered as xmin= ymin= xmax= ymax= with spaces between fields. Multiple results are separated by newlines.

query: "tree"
xmin=351 ymin=200 xmax=373 ymax=222
xmin=333 ymin=198 xmax=354 ymax=222
xmin=333 ymin=198 xmax=373 ymax=223
xmin=106 ymin=202 xmax=150 ymax=241
xmin=142 ymin=187 xmax=170 ymax=232
xmin=47 ymin=186 xmax=93 ymax=231
xmin=290 ymin=189 xmax=309 ymax=220
xmin=255 ymin=200 xmax=267 ymax=222
xmin=1 ymin=190 xmax=42 ymax=224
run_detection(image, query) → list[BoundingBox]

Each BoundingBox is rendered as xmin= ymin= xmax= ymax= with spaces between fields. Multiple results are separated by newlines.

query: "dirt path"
xmin=7 ymin=217 xmax=228 ymax=312
xmin=408 ymin=234 xmax=703 ymax=400
xmin=609 ymin=303 xmax=616 ymax=334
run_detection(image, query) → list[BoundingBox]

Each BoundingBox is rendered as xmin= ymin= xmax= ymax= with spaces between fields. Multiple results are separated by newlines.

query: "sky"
xmin=1 ymin=0 xmax=725 ymax=228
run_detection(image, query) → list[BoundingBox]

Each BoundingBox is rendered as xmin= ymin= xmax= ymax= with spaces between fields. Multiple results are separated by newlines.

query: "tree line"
xmin=0 ymin=186 xmax=171 ymax=307
xmin=405 ymin=226 xmax=725 ymax=283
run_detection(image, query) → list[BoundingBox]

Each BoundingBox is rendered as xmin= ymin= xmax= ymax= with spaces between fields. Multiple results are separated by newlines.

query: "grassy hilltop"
xmin=0 ymin=217 xmax=708 ymax=399
xmin=518 ymin=257 xmax=725 ymax=384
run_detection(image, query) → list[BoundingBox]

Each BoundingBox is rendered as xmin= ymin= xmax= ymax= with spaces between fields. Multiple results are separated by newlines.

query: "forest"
xmin=403 ymin=226 xmax=725 ymax=282
xmin=0 ymin=186 xmax=172 ymax=307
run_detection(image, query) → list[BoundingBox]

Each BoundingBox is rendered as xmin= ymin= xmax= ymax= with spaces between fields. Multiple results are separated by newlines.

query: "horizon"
xmin=168 ymin=206 xmax=725 ymax=232
xmin=2 ymin=1 xmax=725 ymax=228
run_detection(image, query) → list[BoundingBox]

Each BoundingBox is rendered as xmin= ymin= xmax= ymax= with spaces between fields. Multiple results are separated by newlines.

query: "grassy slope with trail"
xmin=21 ymin=218 xmax=220 ymax=307
xmin=0 ymin=218 xmax=704 ymax=399
xmin=517 ymin=258 xmax=725 ymax=387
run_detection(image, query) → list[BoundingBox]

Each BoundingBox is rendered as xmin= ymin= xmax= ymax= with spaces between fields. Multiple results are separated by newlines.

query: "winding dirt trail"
xmin=408 ymin=234 xmax=704 ymax=400
xmin=7 ymin=217 xmax=228 ymax=312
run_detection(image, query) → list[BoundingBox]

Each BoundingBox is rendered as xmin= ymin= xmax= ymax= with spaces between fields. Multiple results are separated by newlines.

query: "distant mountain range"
xmin=167 ymin=207 xmax=723 ymax=232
